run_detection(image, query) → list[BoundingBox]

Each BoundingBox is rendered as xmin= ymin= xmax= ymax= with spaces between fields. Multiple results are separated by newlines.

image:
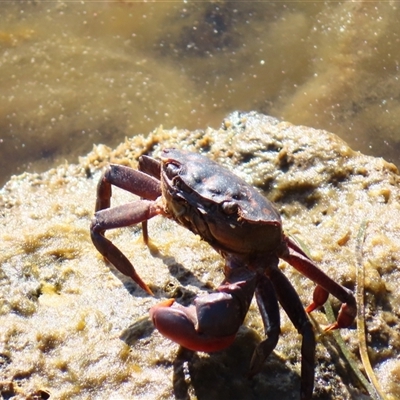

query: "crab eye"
xmin=165 ymin=162 xmax=181 ymax=179
xmin=221 ymin=201 xmax=238 ymax=215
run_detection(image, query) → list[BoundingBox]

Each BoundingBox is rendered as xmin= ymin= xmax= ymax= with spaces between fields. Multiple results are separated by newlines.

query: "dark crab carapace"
xmin=90 ymin=148 xmax=357 ymax=400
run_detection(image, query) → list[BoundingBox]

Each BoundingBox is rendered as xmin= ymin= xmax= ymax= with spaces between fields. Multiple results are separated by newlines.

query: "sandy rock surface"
xmin=1 ymin=112 xmax=399 ymax=399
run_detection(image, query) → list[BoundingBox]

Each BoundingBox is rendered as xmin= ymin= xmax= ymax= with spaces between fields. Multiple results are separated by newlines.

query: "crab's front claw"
xmin=150 ymin=294 xmax=240 ymax=353
xmin=150 ymin=271 xmax=259 ymax=353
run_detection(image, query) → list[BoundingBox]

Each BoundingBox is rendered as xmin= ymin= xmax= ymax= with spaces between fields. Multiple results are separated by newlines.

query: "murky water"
xmin=1 ymin=1 xmax=400 ymax=186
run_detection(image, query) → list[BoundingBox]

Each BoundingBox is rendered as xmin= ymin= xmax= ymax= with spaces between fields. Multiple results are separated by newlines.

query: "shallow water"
xmin=1 ymin=1 xmax=400 ymax=186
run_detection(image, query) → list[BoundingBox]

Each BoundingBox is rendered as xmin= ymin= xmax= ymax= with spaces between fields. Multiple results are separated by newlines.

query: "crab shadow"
xmin=172 ymin=326 xmax=301 ymax=400
xmin=105 ymin=236 xmax=207 ymax=300
xmin=117 ymin=238 xmax=216 ymax=345
xmin=171 ymin=323 xmax=363 ymax=400
xmin=146 ymin=239 xmax=214 ymax=301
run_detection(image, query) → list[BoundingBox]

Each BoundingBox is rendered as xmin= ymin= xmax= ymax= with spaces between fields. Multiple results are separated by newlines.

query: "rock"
xmin=1 ymin=112 xmax=399 ymax=399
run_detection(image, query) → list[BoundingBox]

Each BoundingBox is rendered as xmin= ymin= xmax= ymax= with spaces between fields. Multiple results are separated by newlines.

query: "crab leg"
xmin=139 ymin=155 xmax=162 ymax=179
xmin=91 ymin=164 xmax=163 ymax=295
xmin=95 ymin=164 xmax=161 ymax=211
xmin=268 ymin=266 xmax=315 ymax=400
xmin=248 ymin=273 xmax=280 ymax=377
xmin=137 ymin=157 xmax=162 ymax=243
xmin=150 ymin=267 xmax=256 ymax=353
xmin=91 ymin=201 xmax=162 ymax=295
xmin=283 ymin=236 xmax=357 ymax=330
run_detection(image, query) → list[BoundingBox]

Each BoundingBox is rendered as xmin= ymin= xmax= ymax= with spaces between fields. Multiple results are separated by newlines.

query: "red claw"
xmin=150 ymin=299 xmax=236 ymax=353
xmin=305 ymin=285 xmax=329 ymax=313
xmin=324 ymin=302 xmax=357 ymax=331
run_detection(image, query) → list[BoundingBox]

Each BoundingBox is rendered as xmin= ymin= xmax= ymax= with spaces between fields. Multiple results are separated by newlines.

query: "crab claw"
xmin=324 ymin=302 xmax=357 ymax=331
xmin=150 ymin=294 xmax=238 ymax=353
xmin=305 ymin=285 xmax=329 ymax=313
xmin=150 ymin=267 xmax=257 ymax=353
xmin=305 ymin=285 xmax=356 ymax=331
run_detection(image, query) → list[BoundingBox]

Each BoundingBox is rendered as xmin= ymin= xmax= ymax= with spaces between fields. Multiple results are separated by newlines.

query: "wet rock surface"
xmin=1 ymin=112 xmax=399 ymax=399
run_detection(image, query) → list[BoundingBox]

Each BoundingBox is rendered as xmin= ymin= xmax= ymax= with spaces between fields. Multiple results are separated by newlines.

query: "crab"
xmin=90 ymin=148 xmax=357 ymax=400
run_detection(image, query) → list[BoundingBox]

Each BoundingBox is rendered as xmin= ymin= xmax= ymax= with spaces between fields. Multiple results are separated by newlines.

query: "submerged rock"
xmin=1 ymin=111 xmax=399 ymax=399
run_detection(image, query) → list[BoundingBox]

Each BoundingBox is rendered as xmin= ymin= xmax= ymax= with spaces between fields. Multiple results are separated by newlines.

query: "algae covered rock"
xmin=1 ymin=112 xmax=399 ymax=399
